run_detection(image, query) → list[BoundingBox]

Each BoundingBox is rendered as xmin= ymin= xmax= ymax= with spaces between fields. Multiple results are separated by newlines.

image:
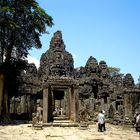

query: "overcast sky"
xmin=28 ymin=0 xmax=140 ymax=83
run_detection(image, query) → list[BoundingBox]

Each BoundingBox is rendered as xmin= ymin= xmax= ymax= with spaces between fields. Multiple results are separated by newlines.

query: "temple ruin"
xmin=9 ymin=31 xmax=140 ymax=125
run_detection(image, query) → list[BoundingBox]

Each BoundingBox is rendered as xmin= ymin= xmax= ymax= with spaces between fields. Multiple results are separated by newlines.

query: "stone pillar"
xmin=60 ymin=99 xmax=64 ymax=115
xmin=43 ymin=88 xmax=49 ymax=123
xmin=20 ymin=95 xmax=26 ymax=113
xmin=48 ymin=89 xmax=53 ymax=121
xmin=75 ymin=88 xmax=79 ymax=122
xmin=27 ymin=95 xmax=31 ymax=119
xmin=124 ymin=93 xmax=133 ymax=119
xmin=70 ymin=87 xmax=76 ymax=122
xmin=65 ymin=89 xmax=70 ymax=117
xmin=27 ymin=95 xmax=31 ymax=113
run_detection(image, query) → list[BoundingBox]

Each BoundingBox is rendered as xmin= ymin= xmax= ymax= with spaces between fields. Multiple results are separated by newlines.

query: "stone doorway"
xmin=53 ymin=89 xmax=69 ymax=118
xmin=43 ymin=80 xmax=76 ymax=123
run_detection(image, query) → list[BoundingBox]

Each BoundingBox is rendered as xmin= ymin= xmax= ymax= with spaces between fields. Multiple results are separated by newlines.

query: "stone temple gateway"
xmin=43 ymin=77 xmax=77 ymax=123
xmin=10 ymin=31 xmax=140 ymax=124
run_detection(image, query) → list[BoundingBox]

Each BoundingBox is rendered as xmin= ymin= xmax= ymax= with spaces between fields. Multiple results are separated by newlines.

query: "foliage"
xmin=108 ymin=67 xmax=124 ymax=78
xmin=0 ymin=0 xmax=53 ymax=63
xmin=108 ymin=67 xmax=120 ymax=75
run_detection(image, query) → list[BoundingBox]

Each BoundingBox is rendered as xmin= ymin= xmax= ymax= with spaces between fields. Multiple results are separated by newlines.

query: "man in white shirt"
xmin=136 ymin=114 xmax=140 ymax=124
xmin=97 ymin=110 xmax=105 ymax=132
xmin=136 ymin=113 xmax=140 ymax=132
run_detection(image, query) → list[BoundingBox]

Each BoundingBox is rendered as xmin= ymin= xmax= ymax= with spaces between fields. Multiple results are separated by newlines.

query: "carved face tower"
xmin=38 ymin=31 xmax=74 ymax=80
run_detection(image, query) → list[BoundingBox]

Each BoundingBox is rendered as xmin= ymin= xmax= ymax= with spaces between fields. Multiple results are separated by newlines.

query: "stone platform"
xmin=43 ymin=116 xmax=78 ymax=127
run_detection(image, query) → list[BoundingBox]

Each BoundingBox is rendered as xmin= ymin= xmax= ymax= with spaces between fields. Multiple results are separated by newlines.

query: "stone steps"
xmin=53 ymin=120 xmax=73 ymax=123
xmin=43 ymin=122 xmax=79 ymax=127
xmin=43 ymin=115 xmax=78 ymax=127
xmin=53 ymin=116 xmax=69 ymax=120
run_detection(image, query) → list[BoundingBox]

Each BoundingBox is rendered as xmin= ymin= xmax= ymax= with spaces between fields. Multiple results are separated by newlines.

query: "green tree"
xmin=108 ymin=67 xmax=120 ymax=75
xmin=108 ymin=67 xmax=124 ymax=78
xmin=0 ymin=0 xmax=53 ymax=120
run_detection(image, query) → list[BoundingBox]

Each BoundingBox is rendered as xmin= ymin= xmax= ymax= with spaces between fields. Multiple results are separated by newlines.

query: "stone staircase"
xmin=43 ymin=115 xmax=78 ymax=127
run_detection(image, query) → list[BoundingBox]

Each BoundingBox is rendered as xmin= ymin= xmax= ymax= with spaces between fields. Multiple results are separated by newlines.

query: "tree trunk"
xmin=2 ymin=87 xmax=9 ymax=116
xmin=0 ymin=73 xmax=4 ymax=116
xmin=0 ymin=72 xmax=10 ymax=121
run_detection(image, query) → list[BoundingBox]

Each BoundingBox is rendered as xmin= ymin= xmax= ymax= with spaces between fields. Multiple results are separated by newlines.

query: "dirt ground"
xmin=0 ymin=123 xmax=139 ymax=140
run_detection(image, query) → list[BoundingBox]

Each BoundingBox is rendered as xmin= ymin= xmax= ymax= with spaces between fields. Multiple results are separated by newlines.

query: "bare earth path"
xmin=0 ymin=123 xmax=139 ymax=140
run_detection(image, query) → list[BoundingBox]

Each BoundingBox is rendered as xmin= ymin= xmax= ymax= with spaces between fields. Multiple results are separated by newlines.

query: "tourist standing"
xmin=97 ymin=110 xmax=105 ymax=132
xmin=102 ymin=110 xmax=106 ymax=131
xmin=136 ymin=113 xmax=140 ymax=134
xmin=134 ymin=112 xmax=139 ymax=124
xmin=36 ymin=103 xmax=43 ymax=123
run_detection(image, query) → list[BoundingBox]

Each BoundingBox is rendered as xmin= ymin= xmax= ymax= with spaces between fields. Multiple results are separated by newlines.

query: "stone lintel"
xmin=42 ymin=79 xmax=77 ymax=88
xmin=124 ymin=89 xmax=140 ymax=93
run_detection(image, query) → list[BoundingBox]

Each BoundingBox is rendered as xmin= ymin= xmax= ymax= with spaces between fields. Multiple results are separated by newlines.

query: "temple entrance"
xmin=43 ymin=79 xmax=77 ymax=123
xmin=53 ymin=89 xmax=68 ymax=117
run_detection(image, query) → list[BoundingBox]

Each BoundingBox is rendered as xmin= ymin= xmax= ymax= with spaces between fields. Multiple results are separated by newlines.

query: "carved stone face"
xmin=113 ymin=75 xmax=122 ymax=87
xmin=123 ymin=74 xmax=134 ymax=87
xmin=99 ymin=61 xmax=109 ymax=79
xmin=100 ymin=63 xmax=107 ymax=70
xmin=85 ymin=57 xmax=99 ymax=75
xmin=53 ymin=32 xmax=62 ymax=47
xmin=55 ymin=70 xmax=60 ymax=76
xmin=55 ymin=53 xmax=61 ymax=62
xmin=99 ymin=61 xmax=107 ymax=70
xmin=86 ymin=57 xmax=98 ymax=67
xmin=54 ymin=36 xmax=61 ymax=46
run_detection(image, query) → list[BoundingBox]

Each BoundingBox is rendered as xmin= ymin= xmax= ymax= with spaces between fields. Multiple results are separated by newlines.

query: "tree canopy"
xmin=0 ymin=0 xmax=53 ymax=63
xmin=108 ymin=66 xmax=124 ymax=78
